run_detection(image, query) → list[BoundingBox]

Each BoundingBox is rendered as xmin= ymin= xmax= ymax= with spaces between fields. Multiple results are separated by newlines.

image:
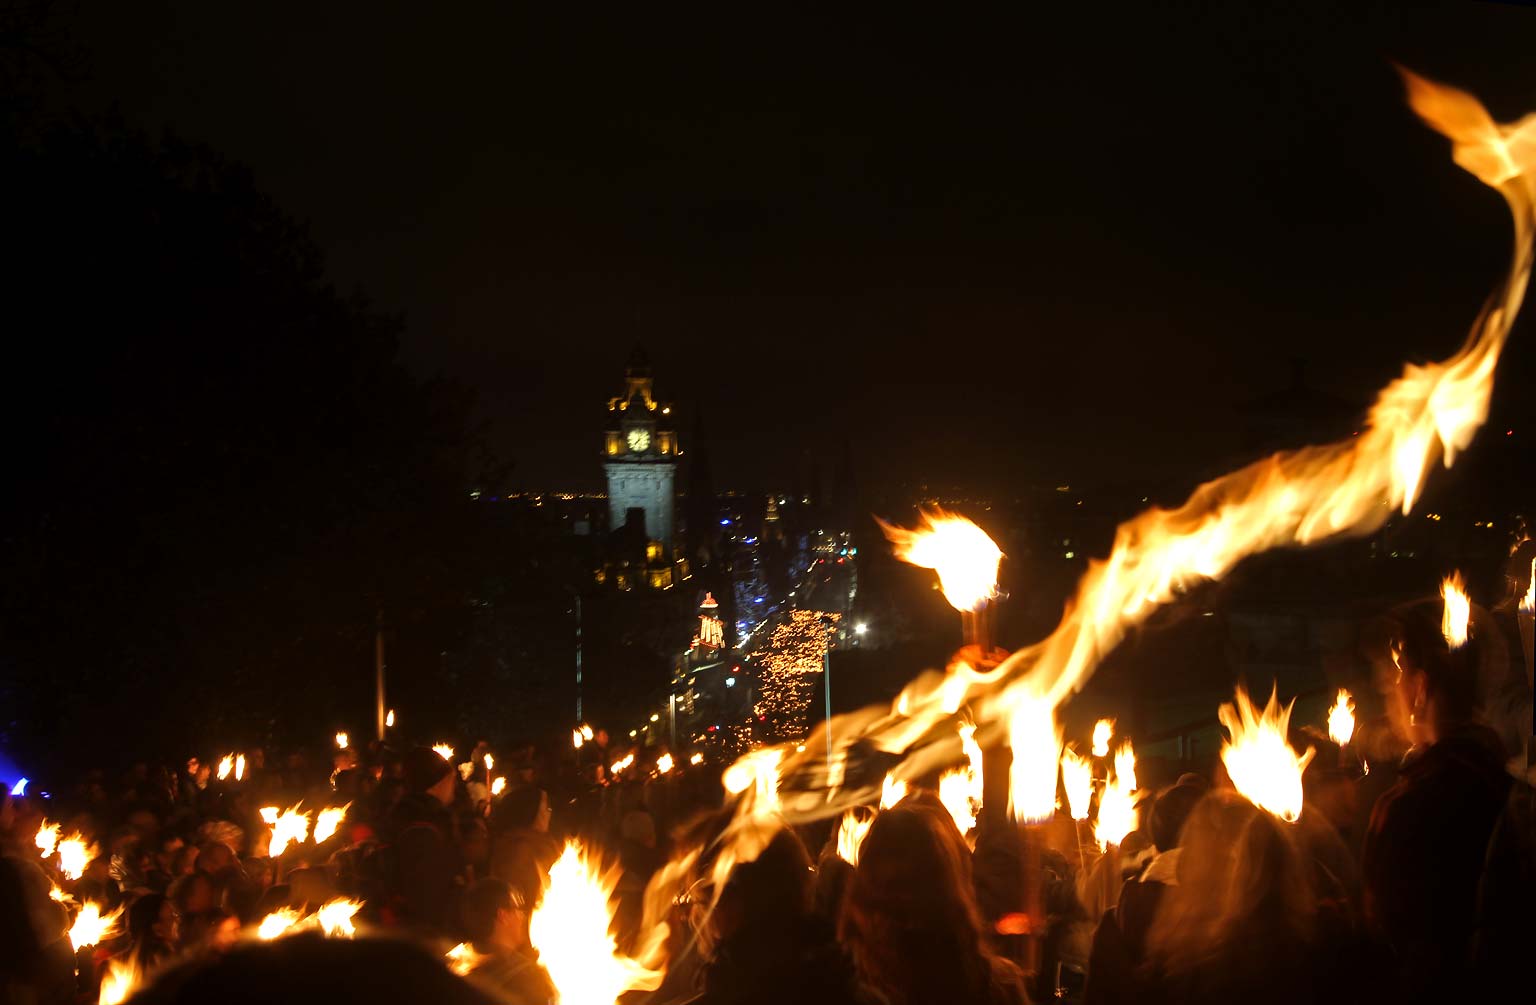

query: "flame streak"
xmin=1219 ymin=686 xmax=1315 ymax=823
xmin=1060 ymin=746 xmax=1093 ymax=821
xmin=1007 ymin=691 xmax=1060 ymax=825
xmin=837 ymin=809 xmax=875 ymax=865
xmin=268 ymin=805 xmax=311 ymax=858
xmin=634 ymin=70 xmax=1536 ymax=982
xmin=938 ymin=722 xmax=986 ymax=836
xmin=1113 ymin=741 xmax=1137 ymax=794
xmin=1095 ymin=769 xmax=1138 ymax=850
xmin=314 ymin=804 xmax=350 ymax=844
xmin=1328 ymin=689 xmax=1356 ymax=746
xmin=491 ymin=776 xmax=507 ymax=796
xmin=98 ymin=956 xmax=140 ymax=1005
xmin=432 ymin=743 xmax=455 ymax=762
xmin=234 ymin=753 xmax=246 ymax=781
xmin=69 ymin=901 xmax=124 ymax=950
xmin=879 ymin=508 xmax=1003 ymax=612
xmin=879 ymin=773 xmax=908 ymax=810
xmin=35 ymin=820 xmax=60 ymax=859
xmin=1441 ymin=571 xmax=1471 ymax=648
xmin=257 ymin=907 xmax=305 ymax=940
xmin=316 ymin=897 xmax=362 ymax=938
xmin=528 ymin=842 xmax=662 ymax=1005
xmin=216 ymin=754 xmax=233 ymax=781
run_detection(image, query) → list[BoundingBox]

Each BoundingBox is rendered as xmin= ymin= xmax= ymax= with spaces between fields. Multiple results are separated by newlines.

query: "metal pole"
xmin=575 ymin=594 xmax=584 ymax=722
xmin=824 ymin=638 xmax=834 ymax=773
xmin=374 ymin=609 xmax=386 ymax=743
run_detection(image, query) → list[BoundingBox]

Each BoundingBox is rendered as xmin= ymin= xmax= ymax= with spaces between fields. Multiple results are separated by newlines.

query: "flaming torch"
xmin=58 ymin=834 xmax=95 ymax=882
xmin=216 ymin=754 xmax=234 ymax=781
xmin=1091 ymin=719 xmax=1113 ymax=759
xmin=1327 ymin=689 xmax=1356 ymax=755
xmin=1442 ymin=572 xmax=1472 ymax=648
xmin=1005 ymin=688 xmax=1060 ymax=973
xmin=1219 ymin=685 xmax=1315 ymax=823
xmin=881 ymin=508 xmax=1004 ymax=658
xmin=313 ymin=804 xmax=350 ymax=844
xmin=316 ymin=897 xmax=362 ymax=938
xmin=69 ymin=901 xmax=123 ymax=951
xmin=268 ymin=805 xmax=311 ymax=858
xmin=97 ymin=957 xmax=140 ymax=1005
xmin=432 ymin=743 xmax=455 ymax=762
xmin=528 ymin=841 xmax=663 ymax=1005
xmin=837 ymin=808 xmax=875 ymax=866
xmin=335 ymin=732 xmax=349 ymax=750
xmin=35 ymin=820 xmax=59 ymax=860
xmin=257 ymin=907 xmax=304 ymax=940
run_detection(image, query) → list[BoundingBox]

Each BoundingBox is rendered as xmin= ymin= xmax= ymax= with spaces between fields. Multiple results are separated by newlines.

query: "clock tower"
xmin=603 ymin=347 xmax=678 ymax=557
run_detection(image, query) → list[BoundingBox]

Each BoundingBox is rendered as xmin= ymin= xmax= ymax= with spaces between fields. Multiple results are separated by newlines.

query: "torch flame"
xmin=316 ymin=897 xmax=362 ymax=938
xmin=879 ymin=508 xmax=1003 ymax=612
xmin=491 ymin=776 xmax=507 ymax=796
xmin=1007 ymin=689 xmax=1061 ymax=825
xmin=938 ymin=721 xmax=986 ymax=836
xmin=879 ymin=773 xmax=908 ymax=810
xmin=49 ymin=882 xmax=73 ymax=905
xmin=1441 ymin=571 xmax=1471 ymax=648
xmin=259 ymin=806 xmax=279 ymax=825
xmin=257 ymin=907 xmax=305 ymax=940
xmin=217 ymin=753 xmax=233 ymax=780
xmin=1219 ymin=685 xmax=1315 ymax=823
xmin=1091 ymin=719 xmax=1114 ymax=758
xmin=529 ymin=841 xmax=663 ymax=1005
xmin=1113 ymin=740 xmax=1137 ymax=794
xmin=720 ymin=748 xmax=782 ymax=816
xmin=446 ymin=942 xmax=484 ymax=977
xmin=235 ymin=753 xmax=246 ymax=781
xmin=1060 ymin=745 xmax=1093 ymax=821
xmin=69 ymin=900 xmax=123 ymax=951
xmin=432 ymin=743 xmax=455 ymax=762
xmin=98 ymin=956 xmax=141 ymax=1005
xmin=314 ymin=804 xmax=350 ymax=844
xmin=484 ymin=753 xmax=494 ymax=772
xmin=656 ymin=753 xmax=674 ymax=775
xmin=268 ymin=804 xmax=311 ymax=858
xmin=581 ymin=724 xmax=594 ymax=741
xmin=573 ymin=729 xmax=585 ymax=749
xmin=335 ymin=732 xmax=349 ymax=749
xmin=58 ymin=834 xmax=96 ymax=882
xmin=386 ymin=708 xmax=396 ymax=728
xmin=1094 ymin=767 xmax=1138 ymax=850
xmin=836 ymin=808 xmax=875 ymax=865
xmin=689 ymin=752 xmax=705 ymax=766
xmin=35 ymin=820 xmax=59 ymax=859
xmin=1327 ymin=689 xmax=1356 ymax=747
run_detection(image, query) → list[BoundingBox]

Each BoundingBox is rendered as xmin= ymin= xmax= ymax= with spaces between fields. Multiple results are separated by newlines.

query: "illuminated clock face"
xmin=626 ymin=428 xmax=651 ymax=452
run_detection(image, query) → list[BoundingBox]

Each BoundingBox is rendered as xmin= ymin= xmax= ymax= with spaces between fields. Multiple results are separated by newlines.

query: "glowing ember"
xmin=216 ymin=753 xmax=234 ymax=780
xmin=689 ymin=752 xmax=705 ymax=766
xmin=491 ymin=776 xmax=507 ymax=796
xmin=1441 ymin=572 xmax=1471 ymax=648
xmin=268 ymin=805 xmax=311 ymax=858
xmin=1327 ymin=689 xmax=1356 ymax=747
xmin=58 ymin=834 xmax=96 ymax=881
xmin=656 ymin=753 xmax=674 ymax=775
xmin=1007 ymin=690 xmax=1061 ymax=825
xmin=335 ymin=732 xmax=349 ymax=749
xmin=35 ymin=820 xmax=59 ymax=859
xmin=314 ymin=804 xmax=350 ymax=844
xmin=432 ymin=743 xmax=455 ymax=762
xmin=234 ymin=753 xmax=246 ymax=781
xmin=386 ymin=708 xmax=396 ymax=728
xmin=573 ymin=729 xmax=585 ymax=749
xmin=257 ymin=907 xmax=305 ymax=940
xmin=879 ymin=508 xmax=1003 ymax=612
xmin=1094 ymin=767 xmax=1138 ymax=850
xmin=445 ymin=942 xmax=483 ymax=977
xmin=1219 ymin=685 xmax=1315 ymax=823
xmin=529 ymin=841 xmax=663 ymax=1005
xmin=1114 ymin=740 xmax=1137 ymax=793
xmin=98 ymin=956 xmax=140 ymax=1005
xmin=1060 ymin=745 xmax=1093 ymax=821
xmin=69 ymin=900 xmax=124 ymax=951
xmin=1091 ymin=719 xmax=1114 ymax=758
xmin=836 ymin=808 xmax=875 ymax=865
xmin=258 ymin=806 xmax=279 ymax=825
xmin=316 ymin=897 xmax=362 ymax=938
xmin=880 ymin=773 xmax=908 ymax=810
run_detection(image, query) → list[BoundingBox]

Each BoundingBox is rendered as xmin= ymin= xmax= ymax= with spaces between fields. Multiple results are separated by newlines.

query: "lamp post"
xmin=820 ymin=614 xmax=837 ymax=773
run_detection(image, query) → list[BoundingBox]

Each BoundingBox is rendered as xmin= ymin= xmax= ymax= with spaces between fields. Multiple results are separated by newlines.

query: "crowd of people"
xmin=2 ymin=599 xmax=1534 ymax=1005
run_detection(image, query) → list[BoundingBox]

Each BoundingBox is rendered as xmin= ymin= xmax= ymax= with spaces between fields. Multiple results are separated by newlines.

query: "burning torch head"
xmin=1388 ymin=595 xmax=1481 ymax=734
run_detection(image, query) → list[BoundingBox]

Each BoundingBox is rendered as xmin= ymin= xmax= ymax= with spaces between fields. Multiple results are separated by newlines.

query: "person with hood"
xmin=388 ymin=746 xmax=462 ymax=935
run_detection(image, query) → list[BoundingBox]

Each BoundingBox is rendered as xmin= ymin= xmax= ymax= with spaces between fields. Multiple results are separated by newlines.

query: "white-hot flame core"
xmin=268 ymin=805 xmax=311 ymax=858
xmin=1060 ymin=746 xmax=1093 ymax=821
xmin=432 ymin=743 xmax=455 ymax=762
xmin=938 ymin=769 xmax=977 ymax=836
xmin=35 ymin=820 xmax=59 ymax=859
xmin=656 ymin=753 xmax=674 ymax=775
xmin=316 ymin=897 xmax=362 ymax=938
xmin=484 ymin=754 xmax=494 ymax=772
xmin=217 ymin=754 xmax=234 ymax=780
xmin=234 ymin=754 xmax=246 ymax=781
xmin=257 ymin=907 xmax=304 ymax=940
xmin=880 ymin=508 xmax=1003 ymax=612
xmin=1095 ymin=769 xmax=1138 ymax=850
xmin=631 ymin=70 xmax=1536 ymax=984
xmin=258 ymin=806 xmax=279 ymax=825
xmin=98 ymin=956 xmax=140 ymax=1005
xmin=69 ymin=901 xmax=123 ymax=951
xmin=1328 ymin=689 xmax=1356 ymax=747
xmin=1091 ymin=719 xmax=1114 ymax=758
xmin=581 ymin=724 xmax=594 ymax=741
xmin=1114 ymin=741 xmax=1137 ymax=794
xmin=1219 ymin=686 xmax=1315 ymax=823
xmin=386 ymin=709 xmax=396 ymax=728
xmin=689 ymin=752 xmax=705 ymax=766
xmin=49 ymin=883 xmax=72 ymax=904
xmin=880 ymin=773 xmax=908 ymax=810
xmin=609 ymin=753 xmax=635 ymax=777
xmin=1007 ymin=690 xmax=1061 ymax=825
xmin=491 ymin=776 xmax=507 ymax=796
xmin=1441 ymin=572 xmax=1471 ymax=648
xmin=335 ymin=732 xmax=349 ymax=749
xmin=314 ymin=804 xmax=350 ymax=844
xmin=529 ymin=842 xmax=663 ymax=1005
xmin=58 ymin=834 xmax=95 ymax=881
xmin=837 ymin=809 xmax=875 ymax=865
xmin=573 ymin=729 xmax=585 ymax=749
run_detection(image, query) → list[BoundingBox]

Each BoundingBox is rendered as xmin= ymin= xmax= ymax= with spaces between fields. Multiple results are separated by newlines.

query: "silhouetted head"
xmin=1148 ymin=774 xmax=1208 ymax=853
xmin=492 ymin=786 xmax=549 ymax=833
xmin=711 ymin=828 xmax=814 ymax=948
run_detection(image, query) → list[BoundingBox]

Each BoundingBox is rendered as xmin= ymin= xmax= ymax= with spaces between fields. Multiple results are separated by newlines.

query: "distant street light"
xmin=854 ymin=623 xmax=868 ymax=635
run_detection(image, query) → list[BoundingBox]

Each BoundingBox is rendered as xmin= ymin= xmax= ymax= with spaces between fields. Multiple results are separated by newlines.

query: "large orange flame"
xmin=98 ymin=956 xmax=141 ymax=1005
xmin=316 ymin=897 xmax=362 ymax=938
xmin=633 ymin=69 xmax=1536 ymax=986
xmin=1060 ymin=745 xmax=1093 ymax=821
xmin=313 ymin=804 xmax=350 ymax=844
xmin=256 ymin=906 xmax=304 ymax=940
xmin=1219 ymin=686 xmax=1315 ymax=823
xmin=1094 ymin=766 xmax=1138 ymax=850
xmin=58 ymin=833 xmax=96 ymax=882
xmin=1007 ymin=690 xmax=1060 ymax=825
xmin=836 ymin=808 xmax=875 ymax=865
xmin=880 ymin=508 xmax=1003 ymax=612
xmin=1091 ymin=719 xmax=1114 ymax=758
xmin=268 ymin=804 xmax=311 ymax=858
xmin=35 ymin=820 xmax=59 ymax=859
xmin=529 ymin=841 xmax=663 ymax=1005
xmin=69 ymin=901 xmax=124 ymax=951
xmin=1327 ymin=689 xmax=1356 ymax=746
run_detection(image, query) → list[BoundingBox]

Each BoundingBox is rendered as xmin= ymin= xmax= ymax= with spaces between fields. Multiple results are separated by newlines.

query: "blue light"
xmin=719 ymin=518 xmax=731 ymax=526
xmin=754 ymin=597 xmax=764 ymax=604
xmin=12 ymin=777 xmax=27 ymax=796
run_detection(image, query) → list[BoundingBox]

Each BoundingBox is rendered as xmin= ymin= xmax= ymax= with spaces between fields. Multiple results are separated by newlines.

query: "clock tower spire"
xmin=603 ymin=346 xmax=678 ymax=563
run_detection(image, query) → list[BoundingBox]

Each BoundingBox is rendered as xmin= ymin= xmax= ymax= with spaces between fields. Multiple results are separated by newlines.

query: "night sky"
xmin=53 ymin=2 xmax=1536 ymax=493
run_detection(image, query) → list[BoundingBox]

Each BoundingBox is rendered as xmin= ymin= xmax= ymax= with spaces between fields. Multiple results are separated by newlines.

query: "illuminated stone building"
xmin=598 ymin=348 xmax=687 ymax=590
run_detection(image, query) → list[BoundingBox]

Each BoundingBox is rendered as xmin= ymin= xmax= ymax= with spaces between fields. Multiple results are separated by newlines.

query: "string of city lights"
xmin=751 ymin=609 xmax=839 ymax=742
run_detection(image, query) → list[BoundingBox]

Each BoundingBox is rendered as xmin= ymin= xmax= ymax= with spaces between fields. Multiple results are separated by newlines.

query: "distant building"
xmin=597 ymin=347 xmax=687 ymax=590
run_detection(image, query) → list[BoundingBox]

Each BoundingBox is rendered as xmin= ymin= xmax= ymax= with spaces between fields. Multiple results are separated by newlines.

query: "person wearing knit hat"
xmin=402 ymin=747 xmax=455 ymax=804
xmin=390 ymin=748 xmax=461 ymax=934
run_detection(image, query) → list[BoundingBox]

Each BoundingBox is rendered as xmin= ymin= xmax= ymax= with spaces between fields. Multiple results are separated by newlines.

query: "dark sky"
xmin=55 ymin=2 xmax=1536 ymax=493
